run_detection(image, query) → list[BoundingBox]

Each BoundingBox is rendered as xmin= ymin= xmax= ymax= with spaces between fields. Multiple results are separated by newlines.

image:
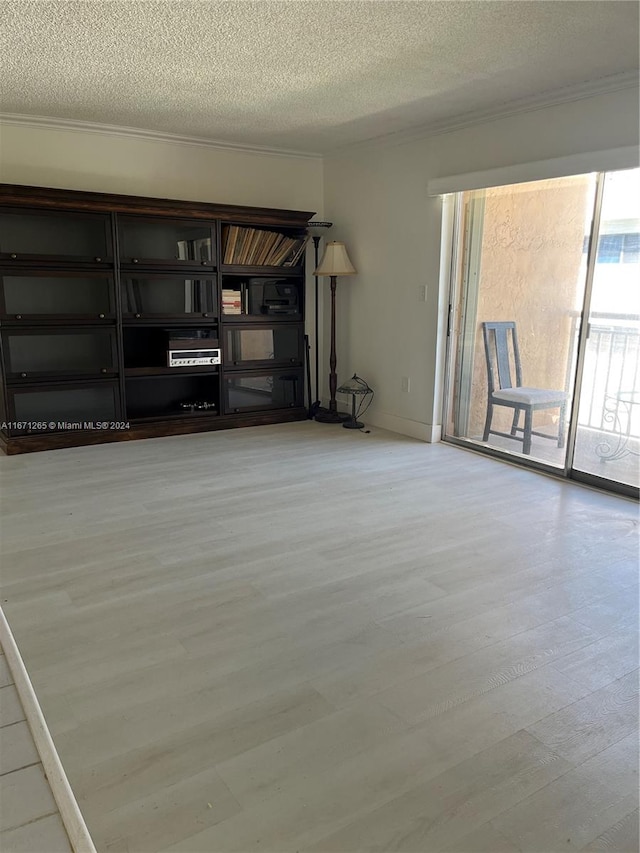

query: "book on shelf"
xmin=184 ymin=279 xmax=193 ymax=312
xmin=269 ymin=236 xmax=298 ymax=267
xmin=195 ymin=237 xmax=211 ymax=262
xmin=222 ymin=288 xmax=242 ymax=314
xmin=176 ymin=237 xmax=210 ymax=262
xmin=262 ymin=232 xmax=286 ymax=265
xmin=234 ymin=229 xmax=249 ymax=264
xmin=244 ymin=229 xmax=262 ymax=265
xmin=255 ymin=229 xmax=280 ymax=265
xmin=222 ymin=225 xmax=308 ymax=267
xmin=283 ymin=234 xmax=310 ymax=267
xmin=223 ymin=225 xmax=239 ymax=264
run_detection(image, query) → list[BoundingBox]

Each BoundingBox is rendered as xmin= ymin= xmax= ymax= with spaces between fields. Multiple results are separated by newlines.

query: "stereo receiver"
xmin=167 ymin=349 xmax=221 ymax=367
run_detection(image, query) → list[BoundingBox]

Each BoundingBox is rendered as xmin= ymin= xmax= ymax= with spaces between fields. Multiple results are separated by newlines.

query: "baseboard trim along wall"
xmin=0 ymin=607 xmax=97 ymax=853
xmin=367 ymin=411 xmax=441 ymax=442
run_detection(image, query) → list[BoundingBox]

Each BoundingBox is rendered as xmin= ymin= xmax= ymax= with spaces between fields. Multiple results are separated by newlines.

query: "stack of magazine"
xmin=223 ymin=226 xmax=309 ymax=267
xmin=222 ymin=288 xmax=242 ymax=314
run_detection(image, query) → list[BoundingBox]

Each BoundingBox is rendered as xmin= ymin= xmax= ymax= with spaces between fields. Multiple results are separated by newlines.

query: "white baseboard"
xmin=0 ymin=607 xmax=96 ymax=853
xmin=366 ymin=411 xmax=442 ymax=443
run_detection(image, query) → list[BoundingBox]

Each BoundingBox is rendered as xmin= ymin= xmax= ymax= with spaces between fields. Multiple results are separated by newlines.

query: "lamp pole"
xmin=321 ymin=275 xmax=340 ymax=420
xmin=307 ymin=221 xmax=332 ymax=418
xmin=313 ymin=240 xmax=357 ymax=424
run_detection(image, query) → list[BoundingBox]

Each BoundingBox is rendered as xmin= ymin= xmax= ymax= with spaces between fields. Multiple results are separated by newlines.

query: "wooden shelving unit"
xmin=0 ymin=184 xmax=313 ymax=454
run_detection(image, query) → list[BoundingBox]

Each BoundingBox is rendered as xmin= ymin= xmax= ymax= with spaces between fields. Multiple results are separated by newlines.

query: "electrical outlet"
xmin=401 ymin=376 xmax=410 ymax=393
xmin=419 ymin=285 xmax=428 ymax=301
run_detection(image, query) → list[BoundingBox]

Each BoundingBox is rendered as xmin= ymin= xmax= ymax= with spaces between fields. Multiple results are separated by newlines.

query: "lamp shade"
xmin=307 ymin=220 xmax=333 ymax=238
xmin=314 ymin=241 xmax=357 ymax=276
xmin=337 ymin=374 xmax=372 ymax=395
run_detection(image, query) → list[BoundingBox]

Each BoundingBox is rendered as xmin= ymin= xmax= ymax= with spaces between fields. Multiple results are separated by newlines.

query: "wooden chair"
xmin=481 ymin=321 xmax=568 ymax=455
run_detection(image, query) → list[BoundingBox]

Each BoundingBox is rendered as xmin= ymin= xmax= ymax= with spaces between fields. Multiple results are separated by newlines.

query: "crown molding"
xmin=327 ymin=70 xmax=640 ymax=157
xmin=0 ymin=113 xmax=323 ymax=160
xmin=1 ymin=70 xmax=637 ymax=161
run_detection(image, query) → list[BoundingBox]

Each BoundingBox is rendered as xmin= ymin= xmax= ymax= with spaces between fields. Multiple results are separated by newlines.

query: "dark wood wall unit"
xmin=0 ymin=184 xmax=313 ymax=225
xmin=0 ymin=184 xmax=314 ymax=454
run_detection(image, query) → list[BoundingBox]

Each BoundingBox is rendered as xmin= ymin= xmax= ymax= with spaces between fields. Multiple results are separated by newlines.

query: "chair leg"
xmin=510 ymin=408 xmax=520 ymax=436
xmin=557 ymin=403 xmax=566 ymax=449
xmin=523 ymin=407 xmax=533 ymax=455
xmin=483 ymin=404 xmax=493 ymax=442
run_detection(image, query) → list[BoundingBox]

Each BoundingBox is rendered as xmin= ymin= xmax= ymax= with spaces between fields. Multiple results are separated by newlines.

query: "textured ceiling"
xmin=1 ymin=1 xmax=638 ymax=153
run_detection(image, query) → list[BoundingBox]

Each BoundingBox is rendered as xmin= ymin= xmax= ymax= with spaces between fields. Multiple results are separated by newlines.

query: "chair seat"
xmin=492 ymin=387 xmax=567 ymax=406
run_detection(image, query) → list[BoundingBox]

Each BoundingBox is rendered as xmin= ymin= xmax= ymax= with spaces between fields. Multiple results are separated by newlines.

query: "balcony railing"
xmin=579 ymin=312 xmax=640 ymax=438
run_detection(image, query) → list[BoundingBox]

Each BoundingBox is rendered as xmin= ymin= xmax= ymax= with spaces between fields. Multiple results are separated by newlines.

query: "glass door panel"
xmin=224 ymin=369 xmax=303 ymax=413
xmin=9 ymin=382 xmax=119 ymax=433
xmin=118 ymin=217 xmax=214 ymax=267
xmin=573 ymin=168 xmax=640 ymax=489
xmin=0 ymin=210 xmax=111 ymax=262
xmin=2 ymin=329 xmax=118 ymax=379
xmin=224 ymin=325 xmax=302 ymax=368
xmin=1 ymin=271 xmax=114 ymax=320
xmin=121 ymin=275 xmax=216 ymax=319
xmin=445 ymin=175 xmax=596 ymax=467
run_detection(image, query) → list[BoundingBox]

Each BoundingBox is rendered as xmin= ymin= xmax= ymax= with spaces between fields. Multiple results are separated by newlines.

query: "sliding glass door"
xmin=572 ymin=169 xmax=640 ymax=489
xmin=443 ymin=168 xmax=639 ymax=495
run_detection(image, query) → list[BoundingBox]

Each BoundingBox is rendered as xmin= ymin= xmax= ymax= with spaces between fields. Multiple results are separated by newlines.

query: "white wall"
xmin=0 ymin=123 xmax=323 ymax=212
xmin=323 ymin=86 xmax=640 ymax=441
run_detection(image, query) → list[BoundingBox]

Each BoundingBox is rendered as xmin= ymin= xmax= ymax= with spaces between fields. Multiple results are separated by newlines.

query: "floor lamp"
xmin=307 ymin=221 xmax=333 ymax=417
xmin=313 ymin=241 xmax=357 ymax=423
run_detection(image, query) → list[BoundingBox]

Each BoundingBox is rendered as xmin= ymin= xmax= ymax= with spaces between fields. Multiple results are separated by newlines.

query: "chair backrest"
xmin=482 ymin=321 xmax=523 ymax=395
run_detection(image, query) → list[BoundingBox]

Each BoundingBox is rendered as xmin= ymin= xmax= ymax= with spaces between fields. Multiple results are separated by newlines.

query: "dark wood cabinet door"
xmin=0 ymin=209 xmax=112 ymax=264
xmin=120 ymin=274 xmax=217 ymax=320
xmin=224 ymin=324 xmax=303 ymax=368
xmin=1 ymin=327 xmax=119 ymax=380
xmin=223 ymin=368 xmax=303 ymax=413
xmin=7 ymin=381 xmax=121 ymax=434
xmin=0 ymin=270 xmax=115 ymax=321
xmin=118 ymin=216 xmax=216 ymax=268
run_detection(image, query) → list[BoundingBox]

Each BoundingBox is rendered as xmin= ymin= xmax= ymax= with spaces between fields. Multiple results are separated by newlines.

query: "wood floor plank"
xmin=370 ymin=615 xmax=599 ymax=726
xmin=525 ymin=669 xmax=639 ymax=766
xmin=69 ymin=684 xmax=338 ymax=817
xmin=568 ymin=584 xmax=640 ymax=637
xmin=85 ymin=766 xmax=240 ymax=853
xmin=491 ymin=733 xmax=639 ymax=851
xmin=57 ymin=681 xmax=334 ymax=773
xmin=214 ymin=700 xmax=408 ymax=810
xmin=164 ymin=665 xmax=589 ymax=853
xmin=581 ymin=807 xmax=639 ymax=852
xmin=551 ymin=627 xmax=639 ymax=691
xmin=442 ymin=821 xmax=522 ymax=852
xmin=303 ymin=729 xmax=572 ymax=852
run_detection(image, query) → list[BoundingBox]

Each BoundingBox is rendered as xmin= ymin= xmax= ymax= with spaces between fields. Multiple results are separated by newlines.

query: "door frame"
xmin=441 ymin=171 xmax=639 ymax=500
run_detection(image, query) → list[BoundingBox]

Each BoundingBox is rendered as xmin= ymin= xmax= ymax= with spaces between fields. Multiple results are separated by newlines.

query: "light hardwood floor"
xmin=0 ymin=422 xmax=638 ymax=853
